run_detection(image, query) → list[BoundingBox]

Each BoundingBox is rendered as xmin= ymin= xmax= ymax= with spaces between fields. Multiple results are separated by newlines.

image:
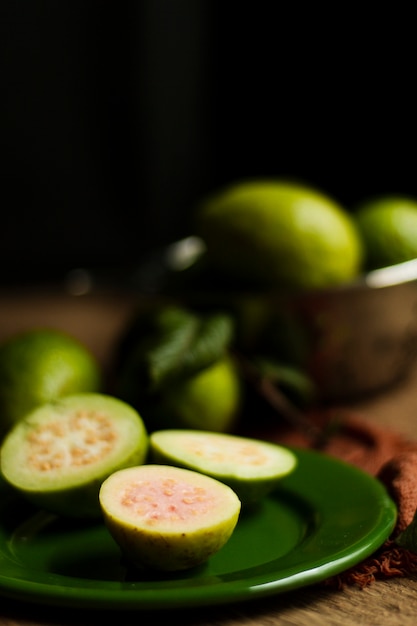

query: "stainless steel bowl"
xmin=288 ymin=259 xmax=417 ymax=401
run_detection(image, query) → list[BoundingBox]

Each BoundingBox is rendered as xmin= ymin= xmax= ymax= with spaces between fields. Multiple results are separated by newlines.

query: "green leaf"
xmin=117 ymin=305 xmax=235 ymax=396
xmin=143 ymin=307 xmax=200 ymax=389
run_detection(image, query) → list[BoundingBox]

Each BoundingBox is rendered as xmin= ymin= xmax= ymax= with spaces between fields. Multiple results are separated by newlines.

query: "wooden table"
xmin=0 ymin=287 xmax=417 ymax=626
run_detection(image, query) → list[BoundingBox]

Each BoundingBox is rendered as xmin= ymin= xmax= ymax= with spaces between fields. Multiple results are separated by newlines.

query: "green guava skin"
xmin=354 ymin=196 xmax=417 ymax=270
xmin=99 ymin=465 xmax=241 ymax=571
xmin=0 ymin=328 xmax=102 ymax=434
xmin=153 ymin=356 xmax=242 ymax=433
xmin=195 ymin=179 xmax=363 ymax=291
xmin=149 ymin=430 xmax=298 ymax=507
xmin=102 ymin=506 xmax=240 ymax=571
xmin=0 ymin=393 xmax=149 ymax=518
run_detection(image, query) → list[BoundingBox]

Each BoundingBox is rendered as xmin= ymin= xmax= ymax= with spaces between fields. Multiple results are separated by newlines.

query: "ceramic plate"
xmin=0 ymin=448 xmax=396 ymax=611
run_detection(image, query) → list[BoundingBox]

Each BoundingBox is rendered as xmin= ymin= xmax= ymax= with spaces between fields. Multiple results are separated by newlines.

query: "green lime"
xmin=0 ymin=328 xmax=102 ymax=434
xmin=194 ymin=179 xmax=363 ymax=291
xmin=354 ymin=196 xmax=417 ymax=270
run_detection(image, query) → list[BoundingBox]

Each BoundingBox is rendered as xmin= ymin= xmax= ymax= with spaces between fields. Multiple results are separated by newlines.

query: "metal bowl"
xmin=287 ymin=259 xmax=417 ymax=402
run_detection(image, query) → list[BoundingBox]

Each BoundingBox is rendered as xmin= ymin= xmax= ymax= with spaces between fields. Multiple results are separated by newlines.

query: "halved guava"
xmin=99 ymin=464 xmax=241 ymax=571
xmin=0 ymin=393 xmax=148 ymax=518
xmin=149 ymin=430 xmax=297 ymax=506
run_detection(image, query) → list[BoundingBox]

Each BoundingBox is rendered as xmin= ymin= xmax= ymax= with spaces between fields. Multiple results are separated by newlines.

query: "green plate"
xmin=0 ymin=448 xmax=396 ymax=611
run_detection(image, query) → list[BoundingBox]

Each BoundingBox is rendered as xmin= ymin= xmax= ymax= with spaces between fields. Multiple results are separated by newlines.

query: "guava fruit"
xmin=149 ymin=430 xmax=297 ymax=506
xmin=0 ymin=328 xmax=102 ymax=435
xmin=113 ymin=304 xmax=240 ymax=433
xmin=194 ymin=179 xmax=363 ymax=291
xmin=99 ymin=464 xmax=241 ymax=571
xmin=147 ymin=355 xmax=242 ymax=433
xmin=0 ymin=393 xmax=148 ymax=518
xmin=354 ymin=195 xmax=417 ymax=270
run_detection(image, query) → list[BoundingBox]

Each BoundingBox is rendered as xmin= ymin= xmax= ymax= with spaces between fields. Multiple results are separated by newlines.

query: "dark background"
xmin=1 ymin=1 xmax=416 ymax=285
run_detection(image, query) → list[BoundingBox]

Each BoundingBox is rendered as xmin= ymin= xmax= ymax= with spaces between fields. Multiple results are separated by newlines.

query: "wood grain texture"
xmin=1 ymin=579 xmax=417 ymax=626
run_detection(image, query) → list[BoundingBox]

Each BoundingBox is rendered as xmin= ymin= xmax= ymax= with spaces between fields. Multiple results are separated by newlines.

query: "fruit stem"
xmin=234 ymin=351 xmax=328 ymax=447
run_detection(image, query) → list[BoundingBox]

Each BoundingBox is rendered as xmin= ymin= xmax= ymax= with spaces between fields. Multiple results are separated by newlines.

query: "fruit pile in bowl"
xmin=157 ymin=179 xmax=417 ymax=404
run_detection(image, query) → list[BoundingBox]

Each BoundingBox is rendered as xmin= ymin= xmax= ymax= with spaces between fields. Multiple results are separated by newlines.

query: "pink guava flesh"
xmin=99 ymin=465 xmax=241 ymax=571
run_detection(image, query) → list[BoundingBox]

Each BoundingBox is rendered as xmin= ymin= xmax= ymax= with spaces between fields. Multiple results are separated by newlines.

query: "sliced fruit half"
xmin=99 ymin=464 xmax=241 ymax=571
xmin=149 ymin=429 xmax=297 ymax=506
xmin=0 ymin=393 xmax=148 ymax=518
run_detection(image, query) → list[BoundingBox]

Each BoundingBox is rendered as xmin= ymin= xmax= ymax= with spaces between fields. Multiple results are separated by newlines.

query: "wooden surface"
xmin=1 ymin=287 xmax=417 ymax=626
